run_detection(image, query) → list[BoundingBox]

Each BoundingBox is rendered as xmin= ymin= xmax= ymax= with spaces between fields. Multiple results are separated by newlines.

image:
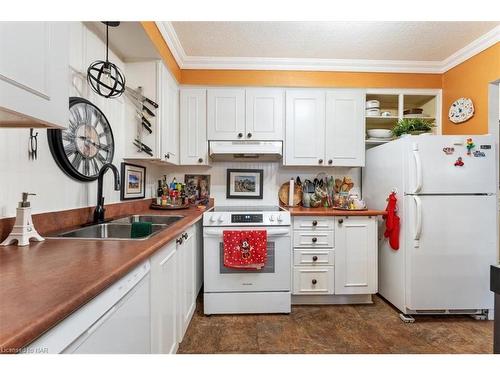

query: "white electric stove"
xmin=202 ymin=206 xmax=291 ymax=315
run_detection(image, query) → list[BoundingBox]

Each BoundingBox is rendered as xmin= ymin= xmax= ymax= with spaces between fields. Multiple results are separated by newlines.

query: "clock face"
xmin=449 ymin=97 xmax=474 ymax=124
xmin=48 ymin=97 xmax=115 ymax=181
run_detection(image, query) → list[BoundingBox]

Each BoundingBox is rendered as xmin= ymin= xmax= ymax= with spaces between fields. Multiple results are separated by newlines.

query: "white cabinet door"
xmin=180 ymin=89 xmax=208 ymax=165
xmin=0 ymin=22 xmax=68 ymax=128
xmin=334 ymin=217 xmax=377 ymax=295
xmin=177 ymin=226 xmax=197 ymax=342
xmin=285 ymin=90 xmax=325 ymax=166
xmin=159 ymin=64 xmax=179 ymax=164
xmin=325 ymin=90 xmax=365 ymax=167
xmin=245 ymin=88 xmax=284 ymax=140
xmin=151 ymin=241 xmax=177 ymax=354
xmin=207 ymin=89 xmax=245 ymax=140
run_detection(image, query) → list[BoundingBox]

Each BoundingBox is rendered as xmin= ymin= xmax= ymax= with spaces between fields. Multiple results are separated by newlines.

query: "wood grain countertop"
xmin=0 ymin=203 xmax=211 ymax=353
xmin=285 ymin=206 xmax=386 ymax=217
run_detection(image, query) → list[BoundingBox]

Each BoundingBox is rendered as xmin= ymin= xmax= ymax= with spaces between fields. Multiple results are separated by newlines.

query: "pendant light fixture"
xmin=87 ymin=21 xmax=126 ymax=99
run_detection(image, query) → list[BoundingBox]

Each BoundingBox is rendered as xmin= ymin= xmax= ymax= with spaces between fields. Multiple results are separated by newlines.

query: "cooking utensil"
xmin=126 ymin=92 xmax=156 ymax=117
xmin=278 ymin=181 xmax=302 ymax=206
xmin=133 ymin=139 xmax=153 ymax=156
xmin=126 ymin=87 xmax=159 ymax=109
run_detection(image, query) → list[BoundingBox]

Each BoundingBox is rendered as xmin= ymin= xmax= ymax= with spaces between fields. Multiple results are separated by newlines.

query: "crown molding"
xmin=156 ymin=22 xmax=499 ymax=74
xmin=440 ymin=25 xmax=499 ymax=73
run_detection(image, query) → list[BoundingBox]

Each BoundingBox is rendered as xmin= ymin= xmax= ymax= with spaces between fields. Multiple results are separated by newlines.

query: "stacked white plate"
xmin=365 ymin=100 xmax=380 ymax=116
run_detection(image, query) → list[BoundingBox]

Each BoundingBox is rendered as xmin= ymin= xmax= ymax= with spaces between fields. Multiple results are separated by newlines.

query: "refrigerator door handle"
xmin=412 ymin=146 xmax=423 ymax=193
xmin=413 ymin=196 xmax=422 ymax=247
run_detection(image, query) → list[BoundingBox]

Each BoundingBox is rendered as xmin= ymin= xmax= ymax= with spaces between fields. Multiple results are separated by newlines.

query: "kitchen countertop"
xmin=0 ymin=203 xmax=211 ymax=353
xmin=285 ymin=206 xmax=386 ymax=217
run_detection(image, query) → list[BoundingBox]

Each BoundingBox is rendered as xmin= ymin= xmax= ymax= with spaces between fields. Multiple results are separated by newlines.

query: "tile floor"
xmin=178 ymin=295 xmax=493 ymax=354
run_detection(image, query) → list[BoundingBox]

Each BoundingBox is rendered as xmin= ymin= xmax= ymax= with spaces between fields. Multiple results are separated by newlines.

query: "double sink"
xmin=51 ymin=215 xmax=184 ymax=241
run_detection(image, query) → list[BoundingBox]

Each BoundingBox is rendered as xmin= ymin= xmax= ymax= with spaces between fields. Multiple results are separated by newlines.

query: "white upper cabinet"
xmin=334 ymin=217 xmax=377 ymax=295
xmin=159 ymin=64 xmax=179 ymax=164
xmin=325 ymin=90 xmax=365 ymax=167
xmin=180 ymin=89 xmax=208 ymax=165
xmin=0 ymin=22 xmax=69 ymax=128
xmin=245 ymin=89 xmax=284 ymax=140
xmin=207 ymin=89 xmax=245 ymax=140
xmin=285 ymin=90 xmax=326 ymax=166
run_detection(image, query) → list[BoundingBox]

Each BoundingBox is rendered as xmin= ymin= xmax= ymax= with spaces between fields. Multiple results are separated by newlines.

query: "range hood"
xmin=209 ymin=141 xmax=283 ymax=161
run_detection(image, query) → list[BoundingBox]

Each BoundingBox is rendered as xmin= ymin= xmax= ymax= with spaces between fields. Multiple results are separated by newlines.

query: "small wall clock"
xmin=48 ymin=97 xmax=115 ymax=181
xmin=448 ymin=97 xmax=474 ymax=124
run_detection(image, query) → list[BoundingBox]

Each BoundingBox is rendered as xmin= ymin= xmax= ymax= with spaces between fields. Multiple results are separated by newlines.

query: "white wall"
xmin=162 ymin=162 xmax=361 ymax=207
xmin=0 ymin=23 xmax=164 ymax=218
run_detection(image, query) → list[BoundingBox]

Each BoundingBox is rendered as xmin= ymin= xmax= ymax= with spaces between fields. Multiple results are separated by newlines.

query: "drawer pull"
xmin=312 ymin=220 xmax=318 ymax=226
xmin=338 ymin=218 xmax=344 ymax=224
xmin=311 ymin=279 xmax=317 ymax=285
xmin=312 ymin=256 xmax=318 ymax=261
xmin=311 ymin=237 xmax=317 ymax=243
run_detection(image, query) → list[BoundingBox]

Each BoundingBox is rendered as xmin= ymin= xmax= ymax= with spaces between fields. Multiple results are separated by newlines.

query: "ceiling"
xmin=171 ymin=21 xmax=498 ymax=61
xmin=163 ymin=21 xmax=499 ymax=72
xmin=85 ymin=22 xmax=160 ymax=62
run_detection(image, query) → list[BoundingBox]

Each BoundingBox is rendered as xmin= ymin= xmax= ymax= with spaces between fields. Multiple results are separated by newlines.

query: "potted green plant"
xmin=392 ymin=118 xmax=435 ymax=137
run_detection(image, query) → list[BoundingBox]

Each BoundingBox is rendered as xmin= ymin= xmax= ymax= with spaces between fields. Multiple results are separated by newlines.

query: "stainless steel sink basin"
xmin=51 ymin=223 xmax=167 ymax=241
xmin=111 ymin=215 xmax=184 ymax=226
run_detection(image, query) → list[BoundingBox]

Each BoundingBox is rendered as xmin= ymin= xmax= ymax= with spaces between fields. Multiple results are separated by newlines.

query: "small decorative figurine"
xmin=454 ymin=157 xmax=464 ymax=167
xmin=466 ymin=138 xmax=475 ymax=156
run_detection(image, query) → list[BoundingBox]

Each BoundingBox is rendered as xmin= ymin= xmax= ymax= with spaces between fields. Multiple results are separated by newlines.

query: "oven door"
xmin=203 ymin=227 xmax=291 ymax=292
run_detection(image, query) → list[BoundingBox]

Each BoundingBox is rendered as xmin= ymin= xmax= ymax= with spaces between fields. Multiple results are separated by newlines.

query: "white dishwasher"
xmin=25 ymin=261 xmax=151 ymax=354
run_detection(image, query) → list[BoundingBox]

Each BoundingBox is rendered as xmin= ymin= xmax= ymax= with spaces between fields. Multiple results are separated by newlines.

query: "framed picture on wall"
xmin=120 ymin=162 xmax=146 ymax=200
xmin=226 ymin=169 xmax=263 ymax=199
xmin=185 ymin=174 xmax=211 ymax=202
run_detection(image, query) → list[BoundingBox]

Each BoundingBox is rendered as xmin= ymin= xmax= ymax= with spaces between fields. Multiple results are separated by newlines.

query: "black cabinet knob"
xmin=198 ymin=158 xmax=203 ymax=163
xmin=312 ymin=220 xmax=318 ymax=226
xmin=312 ymin=279 xmax=317 ymax=285
xmin=182 ymin=232 xmax=188 ymax=239
xmin=328 ymin=159 xmax=333 ymax=165
xmin=318 ymin=159 xmax=323 ymax=164
xmin=312 ymin=237 xmax=317 ymax=243
xmin=312 ymin=256 xmax=318 ymax=261
xmin=247 ymin=133 xmax=252 ymax=138
xmin=176 ymin=238 xmax=183 ymax=245
xmin=165 ymin=153 xmax=170 ymax=159
xmin=237 ymin=133 xmax=243 ymax=138
xmin=338 ymin=218 xmax=344 ymax=224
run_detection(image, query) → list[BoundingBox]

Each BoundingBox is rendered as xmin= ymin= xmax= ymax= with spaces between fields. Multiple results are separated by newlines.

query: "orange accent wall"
xmin=442 ymin=43 xmax=500 ymax=135
xmin=140 ymin=21 xmax=182 ymax=83
xmin=180 ymin=69 xmax=442 ymax=89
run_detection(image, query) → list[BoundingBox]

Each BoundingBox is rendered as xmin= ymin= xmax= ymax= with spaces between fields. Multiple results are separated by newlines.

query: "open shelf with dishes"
xmin=365 ymin=90 xmax=441 ymax=148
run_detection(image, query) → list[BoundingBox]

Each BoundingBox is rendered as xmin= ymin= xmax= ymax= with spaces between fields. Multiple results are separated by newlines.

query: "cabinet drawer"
xmin=293 ymin=231 xmax=333 ymax=248
xmin=293 ymin=217 xmax=334 ymax=231
xmin=293 ymin=249 xmax=334 ymax=266
xmin=293 ymin=267 xmax=334 ymax=295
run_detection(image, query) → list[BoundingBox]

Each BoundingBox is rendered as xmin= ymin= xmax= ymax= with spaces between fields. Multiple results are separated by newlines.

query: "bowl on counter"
xmin=367 ymin=129 xmax=393 ymax=139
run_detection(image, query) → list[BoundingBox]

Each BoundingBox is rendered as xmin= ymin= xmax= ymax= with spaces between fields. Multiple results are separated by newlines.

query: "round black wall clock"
xmin=48 ymin=97 xmax=115 ymax=182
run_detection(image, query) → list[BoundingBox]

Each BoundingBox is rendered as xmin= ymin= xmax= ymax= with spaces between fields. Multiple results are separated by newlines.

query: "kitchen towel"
xmin=383 ymin=192 xmax=400 ymax=250
xmin=223 ymin=230 xmax=267 ymax=269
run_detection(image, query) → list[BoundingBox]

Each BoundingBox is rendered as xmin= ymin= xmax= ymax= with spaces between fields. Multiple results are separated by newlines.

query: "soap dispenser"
xmin=0 ymin=193 xmax=44 ymax=247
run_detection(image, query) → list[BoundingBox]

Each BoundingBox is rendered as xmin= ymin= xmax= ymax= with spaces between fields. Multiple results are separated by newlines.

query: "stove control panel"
xmin=231 ymin=214 xmax=263 ymax=223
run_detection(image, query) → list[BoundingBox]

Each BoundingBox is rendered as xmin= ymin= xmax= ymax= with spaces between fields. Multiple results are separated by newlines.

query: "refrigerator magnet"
xmin=473 ymin=150 xmax=486 ymax=157
xmin=454 ymin=157 xmax=464 ymax=167
xmin=466 ymin=138 xmax=475 ymax=155
xmin=443 ymin=147 xmax=455 ymax=155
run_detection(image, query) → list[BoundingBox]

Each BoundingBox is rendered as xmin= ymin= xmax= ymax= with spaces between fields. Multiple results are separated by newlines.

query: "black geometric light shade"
xmin=87 ymin=22 xmax=126 ymax=99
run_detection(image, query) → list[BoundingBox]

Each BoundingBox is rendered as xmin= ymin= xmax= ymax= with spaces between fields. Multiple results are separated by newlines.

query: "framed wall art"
xmin=120 ymin=162 xmax=146 ymax=200
xmin=226 ymin=169 xmax=263 ymax=199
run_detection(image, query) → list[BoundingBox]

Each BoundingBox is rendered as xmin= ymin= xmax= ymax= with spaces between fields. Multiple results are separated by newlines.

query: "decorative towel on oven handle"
xmin=223 ymin=230 xmax=268 ymax=269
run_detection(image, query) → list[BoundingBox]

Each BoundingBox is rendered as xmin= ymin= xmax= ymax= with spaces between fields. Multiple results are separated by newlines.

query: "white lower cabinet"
xmin=151 ymin=241 xmax=178 ymax=354
xmin=292 ymin=215 xmax=378 ymax=301
xmin=334 ymin=217 xmax=378 ymax=295
xmin=176 ymin=225 xmax=197 ymax=342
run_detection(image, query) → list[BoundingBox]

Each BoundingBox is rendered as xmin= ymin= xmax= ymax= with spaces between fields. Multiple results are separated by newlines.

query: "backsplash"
xmin=162 ymin=162 xmax=361 ymax=206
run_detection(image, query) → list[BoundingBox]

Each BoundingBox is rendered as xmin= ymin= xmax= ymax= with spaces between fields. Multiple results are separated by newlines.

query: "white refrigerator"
xmin=363 ymin=134 xmax=498 ymax=319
